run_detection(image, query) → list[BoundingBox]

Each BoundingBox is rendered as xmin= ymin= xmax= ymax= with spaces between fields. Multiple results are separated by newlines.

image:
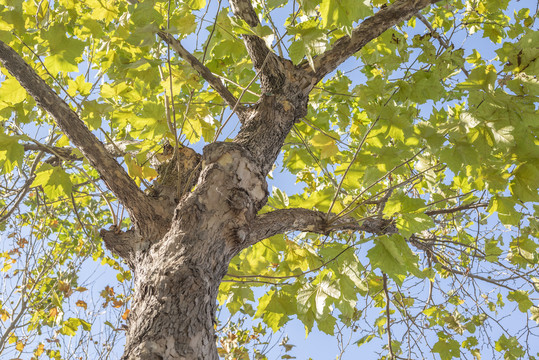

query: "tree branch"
xmin=303 ymin=0 xmax=441 ymax=85
xmin=0 ymin=40 xmax=169 ymax=235
xmin=247 ymin=201 xmax=489 ymax=248
xmin=425 ymin=202 xmax=488 ymax=216
xmin=246 ymin=208 xmax=396 ymax=247
xmin=228 ymin=0 xmax=288 ymax=93
xmin=156 ymin=31 xmax=248 ymax=119
xmin=23 ymin=140 xmax=141 ymax=160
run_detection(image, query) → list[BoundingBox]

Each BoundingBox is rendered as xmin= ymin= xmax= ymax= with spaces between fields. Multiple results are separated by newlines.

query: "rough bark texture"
xmin=0 ymin=1 xmax=441 ymax=358
xmin=120 ymin=142 xmax=268 ymax=359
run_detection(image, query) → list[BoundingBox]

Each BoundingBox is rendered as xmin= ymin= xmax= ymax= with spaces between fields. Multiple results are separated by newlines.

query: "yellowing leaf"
xmin=49 ymin=307 xmax=58 ymax=318
xmin=16 ymin=341 xmax=24 ymax=352
xmin=34 ymin=343 xmax=45 ymax=357
xmin=76 ymin=300 xmax=87 ymax=310
xmin=0 ymin=308 xmax=9 ymax=321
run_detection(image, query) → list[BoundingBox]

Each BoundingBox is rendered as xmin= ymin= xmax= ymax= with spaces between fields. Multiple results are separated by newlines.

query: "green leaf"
xmin=31 ymin=164 xmax=73 ymax=199
xmin=255 ymin=290 xmax=294 ymax=332
xmin=367 ymin=234 xmax=422 ymax=285
xmin=396 ymin=213 xmax=435 ymax=239
xmin=0 ymin=77 xmax=27 ymax=105
xmin=485 ymin=238 xmax=503 ymax=262
xmin=432 ymin=334 xmax=461 ymax=360
xmin=507 ymin=290 xmax=533 ymax=312
xmin=0 ymin=133 xmax=24 ymax=172
xmin=42 ymin=25 xmax=86 ymax=73
xmin=510 ymin=163 xmax=539 ymax=202
xmin=495 ymin=334 xmax=525 ymax=360
xmin=319 ymin=0 xmax=370 ymax=30
xmin=384 ymin=192 xmax=427 ymax=217
xmin=488 ymin=196 xmax=521 ymax=226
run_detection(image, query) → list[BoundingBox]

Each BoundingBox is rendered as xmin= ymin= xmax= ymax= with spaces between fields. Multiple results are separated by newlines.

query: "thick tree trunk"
xmin=112 ymin=142 xmax=270 ymax=360
xmin=122 ymin=238 xmax=225 ymax=360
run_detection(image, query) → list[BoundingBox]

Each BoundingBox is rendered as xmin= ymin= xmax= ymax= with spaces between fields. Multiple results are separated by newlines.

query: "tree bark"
xmin=114 ymin=142 xmax=268 ymax=359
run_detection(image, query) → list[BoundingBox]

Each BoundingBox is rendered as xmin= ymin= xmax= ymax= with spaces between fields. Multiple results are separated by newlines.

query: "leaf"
xmin=31 ymin=164 xmax=73 ymax=199
xmin=85 ymin=0 xmax=119 ymax=21
xmin=76 ymin=300 xmax=87 ymax=310
xmin=484 ymin=238 xmax=503 ymax=262
xmin=319 ymin=0 xmax=370 ymax=30
xmin=396 ymin=213 xmax=435 ymax=239
xmin=0 ymin=77 xmax=27 ymax=105
xmin=506 ymin=290 xmax=533 ymax=312
xmin=255 ymin=290 xmax=294 ymax=332
xmin=367 ymin=234 xmax=422 ymax=286
xmin=510 ymin=163 xmax=539 ymax=202
xmin=186 ymin=0 xmax=206 ymax=10
xmin=432 ymin=334 xmax=461 ymax=360
xmin=384 ymin=192 xmax=427 ymax=217
xmin=0 ymin=133 xmax=24 ymax=172
xmin=16 ymin=340 xmax=24 ymax=352
xmin=42 ymin=25 xmax=86 ymax=73
xmin=287 ymin=20 xmax=328 ymax=69
xmin=495 ymin=335 xmax=525 ymax=359
xmin=34 ymin=343 xmax=45 ymax=356
xmin=530 ymin=306 xmax=539 ymax=324
xmin=310 ymin=133 xmax=338 ymax=159
xmin=457 ymin=65 xmax=497 ymax=92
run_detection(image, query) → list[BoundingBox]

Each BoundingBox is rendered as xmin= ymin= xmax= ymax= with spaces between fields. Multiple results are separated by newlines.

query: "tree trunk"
xmin=122 ymin=240 xmax=225 ymax=360
xmin=109 ymin=141 xmax=269 ymax=360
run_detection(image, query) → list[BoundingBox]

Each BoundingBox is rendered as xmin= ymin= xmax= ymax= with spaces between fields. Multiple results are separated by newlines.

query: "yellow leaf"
xmin=16 ymin=341 xmax=24 ymax=352
xmin=0 ymin=309 xmax=9 ymax=321
xmin=35 ymin=343 xmax=45 ymax=357
xmin=49 ymin=307 xmax=58 ymax=318
xmin=76 ymin=300 xmax=87 ymax=310
xmin=122 ymin=309 xmax=130 ymax=320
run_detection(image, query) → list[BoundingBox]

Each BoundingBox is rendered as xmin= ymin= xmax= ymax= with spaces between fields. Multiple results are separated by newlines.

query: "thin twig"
xmin=383 ymin=273 xmax=395 ymax=360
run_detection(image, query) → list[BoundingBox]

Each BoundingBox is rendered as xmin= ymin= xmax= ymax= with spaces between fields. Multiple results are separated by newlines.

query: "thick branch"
xmin=247 ymin=202 xmax=489 ymax=247
xmin=0 ymin=41 xmax=169 ymax=234
xmin=303 ymin=0 xmax=441 ymax=84
xmin=228 ymin=0 xmax=259 ymax=28
xmin=228 ymin=0 xmax=288 ymax=93
xmin=247 ymin=208 xmax=396 ymax=247
xmin=157 ymin=31 xmax=248 ymax=119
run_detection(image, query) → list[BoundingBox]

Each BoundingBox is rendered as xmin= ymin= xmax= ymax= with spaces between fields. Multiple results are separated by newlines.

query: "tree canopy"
xmin=0 ymin=0 xmax=538 ymax=359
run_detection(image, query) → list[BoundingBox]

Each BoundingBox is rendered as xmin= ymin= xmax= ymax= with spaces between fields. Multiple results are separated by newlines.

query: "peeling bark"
xmin=117 ymin=142 xmax=268 ymax=359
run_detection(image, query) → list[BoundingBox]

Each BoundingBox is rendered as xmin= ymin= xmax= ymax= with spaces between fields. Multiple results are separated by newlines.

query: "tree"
xmin=0 ymin=0 xmax=537 ymax=359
